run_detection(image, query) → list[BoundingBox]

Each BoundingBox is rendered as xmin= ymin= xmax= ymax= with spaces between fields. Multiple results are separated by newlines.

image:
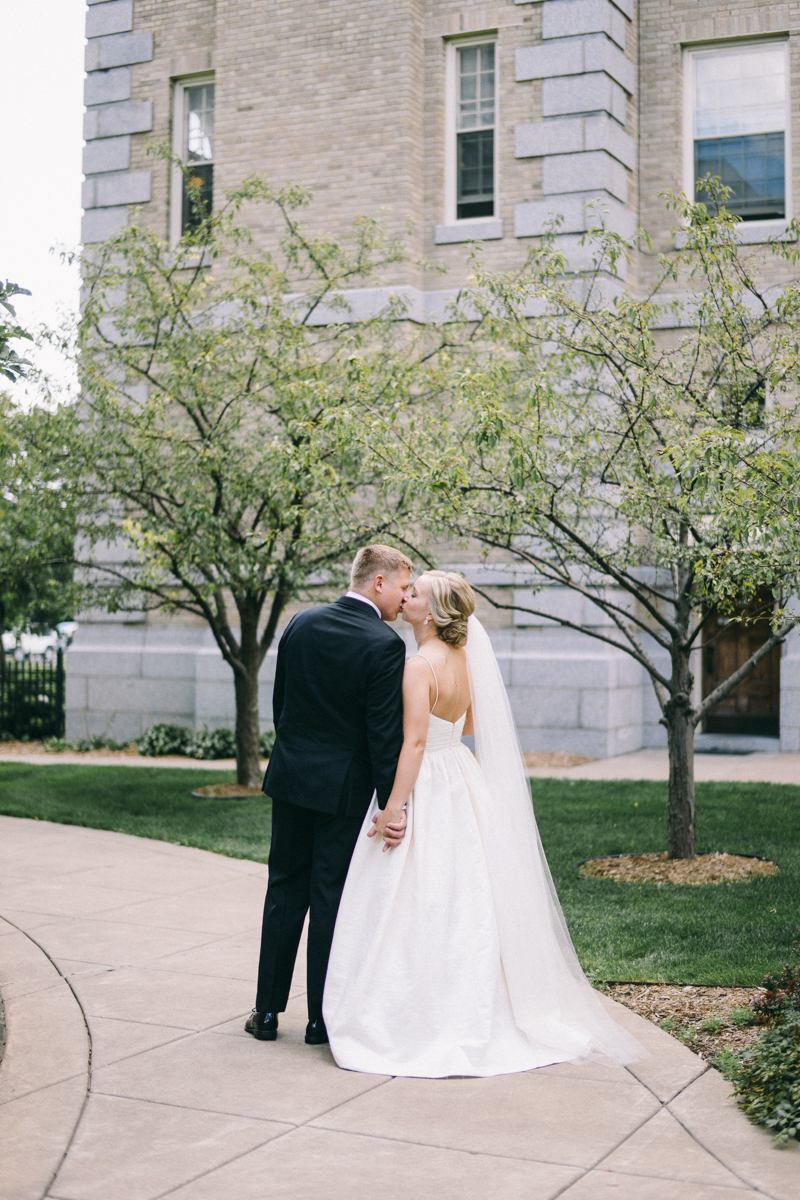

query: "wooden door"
xmin=702 ymin=593 xmax=780 ymax=736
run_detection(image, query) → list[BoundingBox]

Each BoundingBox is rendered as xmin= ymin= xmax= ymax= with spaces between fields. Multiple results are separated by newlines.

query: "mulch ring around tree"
xmin=190 ymin=782 xmax=264 ymax=798
xmin=579 ymin=852 xmax=780 ymax=886
xmin=598 ymin=983 xmax=763 ymax=1061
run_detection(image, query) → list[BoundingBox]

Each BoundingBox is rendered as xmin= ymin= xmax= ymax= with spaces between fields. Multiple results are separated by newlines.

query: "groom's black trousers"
xmin=255 ymin=792 xmax=368 ymax=1021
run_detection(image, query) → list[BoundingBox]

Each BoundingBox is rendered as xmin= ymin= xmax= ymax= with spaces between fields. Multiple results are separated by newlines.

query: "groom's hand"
xmin=368 ymin=806 xmax=407 ymax=851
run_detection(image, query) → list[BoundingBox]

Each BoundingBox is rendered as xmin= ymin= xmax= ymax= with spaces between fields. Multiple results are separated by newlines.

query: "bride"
xmin=323 ymin=571 xmax=645 ymax=1077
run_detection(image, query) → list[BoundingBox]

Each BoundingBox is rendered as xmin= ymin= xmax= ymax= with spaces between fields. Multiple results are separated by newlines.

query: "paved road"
xmin=1 ymin=815 xmax=798 ymax=1200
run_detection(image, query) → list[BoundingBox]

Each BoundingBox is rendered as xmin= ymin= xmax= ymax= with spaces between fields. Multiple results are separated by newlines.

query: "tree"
xmin=0 ymin=280 xmax=33 ymax=384
xmin=28 ymin=177 xmax=441 ymax=785
xmin=374 ymin=189 xmax=800 ymax=858
xmin=1 ymin=399 xmax=77 ymax=672
xmin=1 ymin=282 xmax=76 ymax=672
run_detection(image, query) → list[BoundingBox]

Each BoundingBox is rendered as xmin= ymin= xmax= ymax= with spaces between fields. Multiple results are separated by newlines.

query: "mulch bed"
xmin=580 ymin=851 xmax=779 ymax=886
xmin=191 ymin=782 xmax=264 ymax=798
xmin=523 ymin=751 xmax=596 ymax=768
xmin=599 ymin=983 xmax=762 ymax=1061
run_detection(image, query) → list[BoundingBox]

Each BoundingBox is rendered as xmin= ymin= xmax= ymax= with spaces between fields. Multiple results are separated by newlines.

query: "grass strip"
xmin=0 ymin=762 xmax=272 ymax=862
xmin=0 ymin=765 xmax=797 ymax=985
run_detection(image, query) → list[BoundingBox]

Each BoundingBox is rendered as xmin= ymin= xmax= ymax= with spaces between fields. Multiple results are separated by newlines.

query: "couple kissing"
xmin=246 ymin=545 xmax=645 ymax=1078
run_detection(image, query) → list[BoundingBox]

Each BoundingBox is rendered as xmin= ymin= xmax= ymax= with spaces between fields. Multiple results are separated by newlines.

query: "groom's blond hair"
xmin=350 ymin=545 xmax=413 ymax=588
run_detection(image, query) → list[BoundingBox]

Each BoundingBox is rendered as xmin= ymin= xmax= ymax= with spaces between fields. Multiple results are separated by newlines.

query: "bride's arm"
xmin=369 ymin=658 xmax=432 ymax=849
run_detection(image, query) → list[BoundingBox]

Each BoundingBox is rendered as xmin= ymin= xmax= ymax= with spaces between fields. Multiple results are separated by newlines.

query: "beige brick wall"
xmin=637 ymin=1 xmax=800 ymax=293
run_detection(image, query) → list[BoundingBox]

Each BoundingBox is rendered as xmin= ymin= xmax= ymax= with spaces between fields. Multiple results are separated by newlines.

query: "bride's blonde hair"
xmin=421 ymin=571 xmax=476 ymax=648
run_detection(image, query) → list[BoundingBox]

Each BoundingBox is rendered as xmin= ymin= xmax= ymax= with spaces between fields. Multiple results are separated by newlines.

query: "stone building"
xmin=70 ymin=0 xmax=800 ymax=755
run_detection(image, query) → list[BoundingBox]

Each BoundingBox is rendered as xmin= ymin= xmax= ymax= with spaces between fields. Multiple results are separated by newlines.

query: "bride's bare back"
xmin=416 ymin=642 xmax=470 ymax=724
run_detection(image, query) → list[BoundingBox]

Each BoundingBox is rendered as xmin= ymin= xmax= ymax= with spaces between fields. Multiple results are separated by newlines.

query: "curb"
xmin=0 ymin=916 xmax=90 ymax=1200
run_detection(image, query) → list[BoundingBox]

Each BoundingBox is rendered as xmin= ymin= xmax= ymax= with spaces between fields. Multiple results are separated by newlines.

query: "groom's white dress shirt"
xmin=345 ymin=591 xmax=382 ymax=618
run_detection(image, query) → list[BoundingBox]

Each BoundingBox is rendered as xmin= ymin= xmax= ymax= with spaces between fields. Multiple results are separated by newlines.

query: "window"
xmin=456 ymin=44 xmax=495 ymax=220
xmin=687 ymin=42 xmax=788 ymax=222
xmin=171 ymin=77 xmax=215 ymax=242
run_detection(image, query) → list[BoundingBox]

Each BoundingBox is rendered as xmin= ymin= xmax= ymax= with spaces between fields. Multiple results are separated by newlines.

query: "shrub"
xmin=43 ymin=738 xmax=72 ymax=753
xmin=730 ymin=1007 xmax=758 ymax=1028
xmin=187 ymin=727 xmax=236 ymax=760
xmin=258 ymin=728 xmax=276 ymax=757
xmin=73 ymin=735 xmax=127 ymax=752
xmin=137 ymin=724 xmax=192 ymax=757
xmin=719 ymin=1013 xmax=800 ymax=1144
xmin=749 ymin=942 xmax=800 ymax=1023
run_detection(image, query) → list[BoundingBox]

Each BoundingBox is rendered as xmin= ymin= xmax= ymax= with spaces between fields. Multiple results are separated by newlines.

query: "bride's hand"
xmin=368 ymin=807 xmax=407 ymax=851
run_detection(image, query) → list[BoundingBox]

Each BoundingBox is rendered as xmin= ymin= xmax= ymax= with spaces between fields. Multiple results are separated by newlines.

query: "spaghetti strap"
xmin=416 ymin=653 xmax=439 ymax=713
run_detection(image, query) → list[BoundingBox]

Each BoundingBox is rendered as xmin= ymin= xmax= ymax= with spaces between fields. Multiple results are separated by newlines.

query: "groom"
xmin=246 ymin=545 xmax=412 ymax=1045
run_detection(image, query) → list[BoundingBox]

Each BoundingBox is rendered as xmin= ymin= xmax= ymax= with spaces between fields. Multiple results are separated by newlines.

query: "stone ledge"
xmin=82 ymin=135 xmax=130 ymax=176
xmin=543 ymin=149 xmax=627 ymax=202
xmin=84 ymin=100 xmax=153 ymax=141
xmin=516 ymin=113 xmax=634 ymax=170
xmin=542 ymin=0 xmax=627 ymax=49
xmin=82 ymin=170 xmax=152 ymax=210
xmin=85 ymin=31 xmax=153 ymax=73
xmin=434 ymin=219 xmax=503 ymax=244
xmin=85 ymin=0 xmax=133 ymax=39
xmin=543 ymin=71 xmax=626 ymax=122
xmin=81 ymin=205 xmax=129 ymax=245
xmin=84 ymin=66 xmax=131 ymax=106
xmin=516 ymin=33 xmax=635 ymax=94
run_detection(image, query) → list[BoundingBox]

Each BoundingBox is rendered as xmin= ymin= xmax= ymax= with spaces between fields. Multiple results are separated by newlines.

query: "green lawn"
xmin=532 ymin=777 xmax=800 ymax=987
xmin=0 ymin=763 xmax=273 ymax=862
xmin=0 ymin=764 xmax=797 ymax=986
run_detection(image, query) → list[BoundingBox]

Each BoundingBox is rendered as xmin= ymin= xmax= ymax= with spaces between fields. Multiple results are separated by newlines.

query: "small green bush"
xmin=136 ymin=723 xmax=274 ymax=760
xmin=42 ymin=738 xmax=72 ymax=753
xmin=137 ymin=724 xmax=192 ymax=757
xmin=188 ymin=727 xmax=236 ymax=760
xmin=749 ymin=949 xmax=800 ymax=1023
xmin=719 ymin=1013 xmax=800 ymax=1144
xmin=73 ymin=735 xmax=127 ymax=752
xmin=730 ymin=1007 xmax=758 ymax=1028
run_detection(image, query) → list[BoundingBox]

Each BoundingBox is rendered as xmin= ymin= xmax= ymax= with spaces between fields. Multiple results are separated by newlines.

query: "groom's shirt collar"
xmin=344 ymin=590 xmax=381 ymax=619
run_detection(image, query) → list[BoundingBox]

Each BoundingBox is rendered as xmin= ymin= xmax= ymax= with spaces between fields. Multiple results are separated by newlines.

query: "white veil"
xmin=465 ymin=615 xmax=646 ymax=1065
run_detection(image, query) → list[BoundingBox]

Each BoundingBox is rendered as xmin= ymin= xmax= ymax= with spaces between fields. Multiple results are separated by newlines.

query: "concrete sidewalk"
xmin=2 ymin=748 xmax=799 ymax=783
xmin=1 ymin=815 xmax=798 ymax=1200
xmin=0 ymin=753 xmax=263 ymax=771
xmin=527 ymin=749 xmax=800 ymax=785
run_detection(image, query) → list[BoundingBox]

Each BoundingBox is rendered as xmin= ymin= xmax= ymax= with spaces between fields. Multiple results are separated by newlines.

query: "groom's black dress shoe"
xmin=245 ymin=1010 xmax=278 ymax=1041
xmin=305 ymin=1018 xmax=329 ymax=1045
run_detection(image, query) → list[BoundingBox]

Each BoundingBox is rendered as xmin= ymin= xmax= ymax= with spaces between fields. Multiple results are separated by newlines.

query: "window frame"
xmin=682 ymin=38 xmax=791 ymax=234
xmin=445 ymin=34 xmax=499 ymax=228
xmin=170 ymin=73 xmax=216 ymax=247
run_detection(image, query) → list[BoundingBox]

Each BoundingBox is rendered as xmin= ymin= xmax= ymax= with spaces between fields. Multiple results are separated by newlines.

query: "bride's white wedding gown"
xmin=323 ymin=618 xmax=645 ymax=1078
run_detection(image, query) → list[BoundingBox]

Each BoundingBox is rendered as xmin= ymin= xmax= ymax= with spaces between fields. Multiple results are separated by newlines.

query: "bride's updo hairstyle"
xmin=422 ymin=571 xmax=476 ymax=649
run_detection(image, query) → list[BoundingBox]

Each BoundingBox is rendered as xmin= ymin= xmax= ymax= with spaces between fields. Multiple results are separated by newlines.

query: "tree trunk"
xmin=662 ymin=696 xmax=695 ymax=864
xmin=233 ymin=666 xmax=262 ymax=787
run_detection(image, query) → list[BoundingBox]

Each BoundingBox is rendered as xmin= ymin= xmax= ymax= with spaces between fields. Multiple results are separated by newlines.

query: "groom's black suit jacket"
xmin=262 ymin=596 xmax=406 ymax=815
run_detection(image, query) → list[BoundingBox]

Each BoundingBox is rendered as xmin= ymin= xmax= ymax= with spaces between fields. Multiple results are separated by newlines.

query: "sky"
xmin=0 ymin=0 xmax=85 ymax=398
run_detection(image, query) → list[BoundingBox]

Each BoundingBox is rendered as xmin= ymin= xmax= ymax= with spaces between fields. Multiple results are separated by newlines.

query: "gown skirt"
xmin=323 ymin=714 xmax=591 ymax=1078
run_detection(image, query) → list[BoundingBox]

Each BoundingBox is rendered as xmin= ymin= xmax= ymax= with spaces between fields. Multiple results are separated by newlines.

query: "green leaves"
xmin=0 ymin=280 xmax=33 ymax=383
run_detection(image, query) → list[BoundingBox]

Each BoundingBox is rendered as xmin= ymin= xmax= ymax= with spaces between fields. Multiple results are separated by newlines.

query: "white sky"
xmin=0 ymin=0 xmax=85 ymax=397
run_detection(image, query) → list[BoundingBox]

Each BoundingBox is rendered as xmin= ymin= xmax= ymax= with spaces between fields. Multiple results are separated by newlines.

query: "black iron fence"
xmin=0 ymin=649 xmax=65 ymax=740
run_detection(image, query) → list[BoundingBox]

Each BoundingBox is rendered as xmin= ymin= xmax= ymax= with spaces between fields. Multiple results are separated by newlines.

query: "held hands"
xmin=368 ymin=805 xmax=407 ymax=852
